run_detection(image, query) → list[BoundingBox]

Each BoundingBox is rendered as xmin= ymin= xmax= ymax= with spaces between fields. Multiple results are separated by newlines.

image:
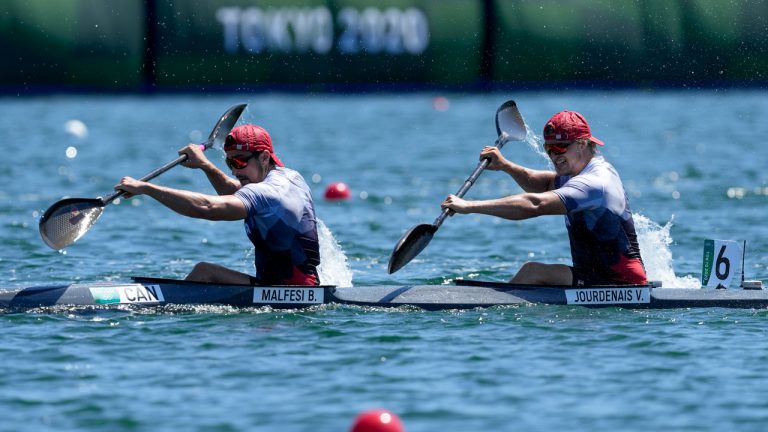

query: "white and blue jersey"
xmin=553 ymin=156 xmax=646 ymax=285
xmin=234 ymin=167 xmax=320 ymax=285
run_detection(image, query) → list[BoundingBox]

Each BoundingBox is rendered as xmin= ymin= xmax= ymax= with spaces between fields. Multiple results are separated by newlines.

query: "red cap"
xmin=543 ymin=111 xmax=604 ymax=146
xmin=224 ymin=124 xmax=284 ymax=167
xmin=350 ymin=409 xmax=404 ymax=432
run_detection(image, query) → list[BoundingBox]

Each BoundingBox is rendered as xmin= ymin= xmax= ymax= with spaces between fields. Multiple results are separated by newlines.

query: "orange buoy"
xmin=350 ymin=409 xmax=404 ymax=432
xmin=324 ymin=182 xmax=351 ymax=200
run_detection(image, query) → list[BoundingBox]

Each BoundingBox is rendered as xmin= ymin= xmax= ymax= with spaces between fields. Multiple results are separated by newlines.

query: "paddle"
xmin=39 ymin=103 xmax=248 ymax=250
xmin=387 ymin=100 xmax=528 ymax=274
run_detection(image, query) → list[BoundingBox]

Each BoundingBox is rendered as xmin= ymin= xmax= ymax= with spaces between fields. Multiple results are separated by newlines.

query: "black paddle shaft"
xmin=387 ymin=100 xmax=526 ymax=274
xmin=432 ymin=132 xmax=510 ymax=229
xmin=98 ymin=103 xmax=247 ymax=205
xmin=99 ymin=153 xmax=190 ymax=205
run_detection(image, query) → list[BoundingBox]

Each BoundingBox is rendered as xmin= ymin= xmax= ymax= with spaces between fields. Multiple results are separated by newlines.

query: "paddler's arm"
xmin=116 ymin=177 xmax=246 ymax=221
xmin=179 ymin=144 xmax=241 ymax=195
xmin=481 ymin=146 xmax=556 ymax=193
xmin=441 ymin=191 xmax=566 ymax=220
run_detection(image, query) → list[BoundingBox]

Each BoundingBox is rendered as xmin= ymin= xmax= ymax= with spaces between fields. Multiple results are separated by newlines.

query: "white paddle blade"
xmin=39 ymin=200 xmax=105 ymax=250
xmin=495 ymin=100 xmax=527 ymax=142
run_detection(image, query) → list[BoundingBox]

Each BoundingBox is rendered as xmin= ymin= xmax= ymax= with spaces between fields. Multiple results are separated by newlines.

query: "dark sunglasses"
xmin=225 ymin=153 xmax=259 ymax=170
xmin=544 ymin=141 xmax=574 ymax=156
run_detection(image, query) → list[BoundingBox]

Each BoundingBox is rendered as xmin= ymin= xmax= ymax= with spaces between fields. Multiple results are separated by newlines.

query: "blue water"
xmin=2 ymin=91 xmax=768 ymax=431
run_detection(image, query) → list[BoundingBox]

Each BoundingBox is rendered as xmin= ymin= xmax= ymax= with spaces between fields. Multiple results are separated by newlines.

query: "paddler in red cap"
xmin=116 ymin=124 xmax=320 ymax=286
xmin=442 ymin=110 xmax=646 ymax=286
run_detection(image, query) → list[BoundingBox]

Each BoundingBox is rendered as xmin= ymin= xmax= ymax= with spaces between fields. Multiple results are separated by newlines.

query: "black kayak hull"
xmin=1 ymin=277 xmax=767 ymax=310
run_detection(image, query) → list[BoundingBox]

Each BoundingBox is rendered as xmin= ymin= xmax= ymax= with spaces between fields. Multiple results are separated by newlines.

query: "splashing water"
xmin=524 ymin=124 xmax=547 ymax=159
xmin=317 ymin=219 xmax=353 ymax=287
xmin=238 ymin=218 xmax=352 ymax=286
xmin=634 ymin=214 xmax=702 ymax=288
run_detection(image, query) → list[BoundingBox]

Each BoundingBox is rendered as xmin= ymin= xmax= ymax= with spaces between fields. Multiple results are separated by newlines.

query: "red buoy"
xmin=324 ymin=182 xmax=351 ymax=200
xmin=350 ymin=409 xmax=404 ymax=432
xmin=432 ymin=96 xmax=450 ymax=111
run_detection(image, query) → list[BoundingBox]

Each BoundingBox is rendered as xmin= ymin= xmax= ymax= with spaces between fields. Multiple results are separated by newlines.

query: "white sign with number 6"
xmin=701 ymin=239 xmax=743 ymax=288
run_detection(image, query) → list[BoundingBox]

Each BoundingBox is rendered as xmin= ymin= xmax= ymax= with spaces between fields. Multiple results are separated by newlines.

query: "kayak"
xmin=1 ymin=277 xmax=766 ymax=310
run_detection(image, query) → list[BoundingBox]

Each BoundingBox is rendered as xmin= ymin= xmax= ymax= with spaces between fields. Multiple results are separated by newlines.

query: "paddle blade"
xmin=495 ymin=100 xmax=527 ymax=142
xmin=388 ymin=223 xmax=438 ymax=274
xmin=204 ymin=103 xmax=247 ymax=149
xmin=39 ymin=198 xmax=106 ymax=250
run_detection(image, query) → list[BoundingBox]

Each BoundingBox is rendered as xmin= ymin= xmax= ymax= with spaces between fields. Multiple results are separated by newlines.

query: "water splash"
xmin=317 ymin=219 xmax=353 ymax=287
xmin=634 ymin=214 xmax=701 ymax=288
xmin=524 ymin=124 xmax=547 ymax=159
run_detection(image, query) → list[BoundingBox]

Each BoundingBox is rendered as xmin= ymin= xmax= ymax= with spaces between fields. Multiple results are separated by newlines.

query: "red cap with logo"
xmin=224 ymin=124 xmax=284 ymax=167
xmin=543 ymin=111 xmax=604 ymax=146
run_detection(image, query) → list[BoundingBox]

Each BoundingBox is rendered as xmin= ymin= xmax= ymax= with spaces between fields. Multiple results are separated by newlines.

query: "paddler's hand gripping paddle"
xmin=39 ymin=103 xmax=247 ymax=250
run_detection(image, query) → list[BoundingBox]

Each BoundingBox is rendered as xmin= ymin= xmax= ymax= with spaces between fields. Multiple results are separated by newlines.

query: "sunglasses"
xmin=544 ymin=141 xmax=574 ymax=156
xmin=225 ymin=153 xmax=259 ymax=170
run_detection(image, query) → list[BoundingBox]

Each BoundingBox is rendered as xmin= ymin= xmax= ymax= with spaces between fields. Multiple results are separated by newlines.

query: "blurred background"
xmin=2 ymin=0 xmax=768 ymax=93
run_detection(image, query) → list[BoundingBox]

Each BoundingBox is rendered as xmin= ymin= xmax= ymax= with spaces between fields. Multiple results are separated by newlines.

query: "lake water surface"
xmin=1 ymin=91 xmax=768 ymax=431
